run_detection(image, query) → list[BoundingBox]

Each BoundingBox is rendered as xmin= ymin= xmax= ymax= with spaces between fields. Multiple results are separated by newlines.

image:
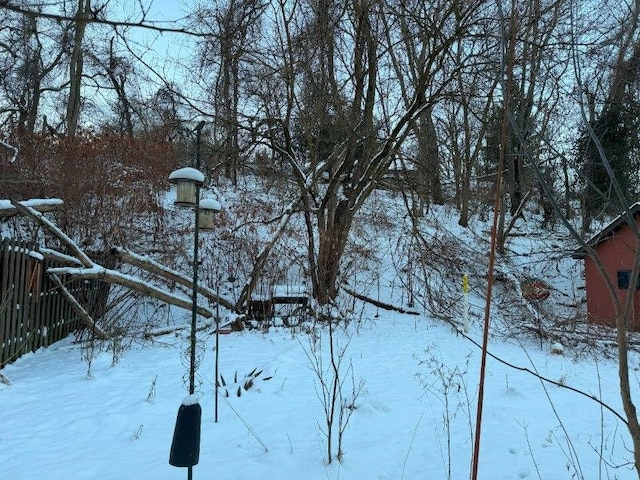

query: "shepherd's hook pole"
xmin=187 ymin=121 xmax=205 ymax=480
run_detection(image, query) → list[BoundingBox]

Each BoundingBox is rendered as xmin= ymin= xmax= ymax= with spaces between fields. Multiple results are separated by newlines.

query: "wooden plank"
xmin=40 ymin=280 xmax=54 ymax=349
xmin=41 ymin=269 xmax=55 ymax=349
xmin=14 ymin=240 xmax=31 ymax=361
xmin=28 ymin=247 xmax=45 ymax=354
xmin=50 ymin=275 xmax=63 ymax=346
xmin=6 ymin=238 xmax=21 ymax=362
xmin=61 ymin=275 xmax=74 ymax=337
xmin=58 ymin=271 xmax=69 ymax=338
xmin=271 ymin=285 xmax=309 ymax=305
xmin=0 ymin=238 xmax=10 ymax=365
xmin=64 ymin=274 xmax=79 ymax=336
xmin=41 ymin=258 xmax=62 ymax=348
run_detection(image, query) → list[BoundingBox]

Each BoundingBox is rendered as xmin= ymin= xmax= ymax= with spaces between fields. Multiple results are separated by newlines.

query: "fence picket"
xmin=0 ymin=237 xmax=96 ymax=366
xmin=1 ymin=239 xmax=11 ymax=365
xmin=6 ymin=239 xmax=20 ymax=362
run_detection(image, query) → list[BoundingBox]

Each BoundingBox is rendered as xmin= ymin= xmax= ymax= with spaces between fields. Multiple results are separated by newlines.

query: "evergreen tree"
xmin=577 ymin=100 xmax=639 ymax=231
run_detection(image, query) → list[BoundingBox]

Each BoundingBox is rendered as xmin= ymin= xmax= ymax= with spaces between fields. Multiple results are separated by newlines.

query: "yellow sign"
xmin=462 ymin=274 xmax=469 ymax=294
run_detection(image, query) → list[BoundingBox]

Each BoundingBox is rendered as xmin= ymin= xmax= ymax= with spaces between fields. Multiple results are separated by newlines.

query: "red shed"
xmin=573 ymin=202 xmax=640 ymax=329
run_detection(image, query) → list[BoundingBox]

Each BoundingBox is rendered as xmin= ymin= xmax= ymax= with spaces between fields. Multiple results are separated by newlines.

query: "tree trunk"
xmin=423 ymin=113 xmax=444 ymax=205
xmin=67 ymin=0 xmax=90 ymax=136
xmin=314 ymin=201 xmax=354 ymax=304
xmin=617 ymin=309 xmax=640 ymax=478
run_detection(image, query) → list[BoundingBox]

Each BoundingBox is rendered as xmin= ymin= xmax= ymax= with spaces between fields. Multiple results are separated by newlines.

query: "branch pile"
xmin=8 ymin=200 xmax=234 ymax=339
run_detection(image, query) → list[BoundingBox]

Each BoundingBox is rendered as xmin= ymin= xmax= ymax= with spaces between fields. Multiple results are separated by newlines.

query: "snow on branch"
xmin=47 ymin=265 xmax=214 ymax=318
xmin=111 ymin=246 xmax=234 ymax=310
xmin=9 ymin=200 xmax=93 ymax=267
xmin=0 ymin=198 xmax=64 ymax=219
xmin=39 ymin=247 xmax=84 ymax=266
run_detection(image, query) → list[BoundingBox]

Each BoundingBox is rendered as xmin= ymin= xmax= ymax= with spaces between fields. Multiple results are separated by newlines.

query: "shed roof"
xmin=572 ymin=202 xmax=640 ymax=258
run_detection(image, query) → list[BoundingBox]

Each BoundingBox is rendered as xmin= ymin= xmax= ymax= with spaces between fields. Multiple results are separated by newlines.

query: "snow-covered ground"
xmin=1 ymin=302 xmax=638 ymax=480
xmin=2 ymin=184 xmax=639 ymax=479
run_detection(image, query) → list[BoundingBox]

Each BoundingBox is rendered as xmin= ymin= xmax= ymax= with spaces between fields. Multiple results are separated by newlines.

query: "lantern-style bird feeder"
xmin=198 ymin=198 xmax=222 ymax=231
xmin=169 ymin=167 xmax=206 ymax=207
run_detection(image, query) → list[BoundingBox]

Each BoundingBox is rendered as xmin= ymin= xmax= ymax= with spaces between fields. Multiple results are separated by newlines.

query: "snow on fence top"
xmin=273 ymin=285 xmax=307 ymax=297
xmin=0 ymin=199 xmax=64 ymax=218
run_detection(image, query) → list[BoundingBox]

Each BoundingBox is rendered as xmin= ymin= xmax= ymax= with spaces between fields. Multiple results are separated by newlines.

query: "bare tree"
xmin=381 ymin=2 xmax=448 ymax=214
xmin=575 ymin=0 xmax=640 ymax=233
xmin=65 ymin=0 xmax=90 ymax=136
xmin=86 ymin=36 xmax=141 ymax=136
xmin=192 ymin=0 xmax=266 ymax=183
xmin=0 ymin=8 xmax=68 ymax=135
xmin=245 ymin=0 xmax=485 ymax=304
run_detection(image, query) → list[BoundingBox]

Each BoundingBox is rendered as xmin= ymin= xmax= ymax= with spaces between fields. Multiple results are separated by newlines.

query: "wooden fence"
xmin=0 ymin=237 xmax=96 ymax=366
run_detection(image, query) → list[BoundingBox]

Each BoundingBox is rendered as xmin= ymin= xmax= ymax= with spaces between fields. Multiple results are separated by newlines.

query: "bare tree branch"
xmin=111 ymin=246 xmax=234 ymax=310
xmin=47 ymin=265 xmax=214 ymax=318
xmin=0 ymin=3 xmax=211 ymax=38
xmin=48 ymin=272 xmax=109 ymax=339
xmin=9 ymin=199 xmax=93 ymax=267
xmin=0 ymin=199 xmax=64 ymax=219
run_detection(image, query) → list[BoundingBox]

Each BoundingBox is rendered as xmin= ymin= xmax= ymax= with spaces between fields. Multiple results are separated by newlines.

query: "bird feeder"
xmin=198 ymin=198 xmax=222 ymax=231
xmin=169 ymin=167 xmax=206 ymax=207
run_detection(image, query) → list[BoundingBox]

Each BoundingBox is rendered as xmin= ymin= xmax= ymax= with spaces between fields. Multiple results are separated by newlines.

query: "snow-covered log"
xmin=0 ymin=199 xmax=64 ymax=219
xmin=47 ymin=265 xmax=214 ymax=318
xmin=111 ymin=247 xmax=234 ymax=310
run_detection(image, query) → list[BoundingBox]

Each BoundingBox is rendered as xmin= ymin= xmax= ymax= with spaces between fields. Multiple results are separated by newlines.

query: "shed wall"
xmin=585 ymin=218 xmax=640 ymax=329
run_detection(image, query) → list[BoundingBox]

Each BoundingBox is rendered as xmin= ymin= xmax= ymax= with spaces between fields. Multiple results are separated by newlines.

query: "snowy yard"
xmin=1 ymin=305 xmax=637 ymax=480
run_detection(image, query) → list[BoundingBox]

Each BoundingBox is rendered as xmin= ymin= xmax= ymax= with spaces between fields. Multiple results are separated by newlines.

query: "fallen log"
xmin=47 ymin=265 xmax=214 ymax=318
xmin=111 ymin=247 xmax=234 ymax=310
xmin=342 ymin=286 xmax=420 ymax=316
xmin=0 ymin=198 xmax=64 ymax=219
